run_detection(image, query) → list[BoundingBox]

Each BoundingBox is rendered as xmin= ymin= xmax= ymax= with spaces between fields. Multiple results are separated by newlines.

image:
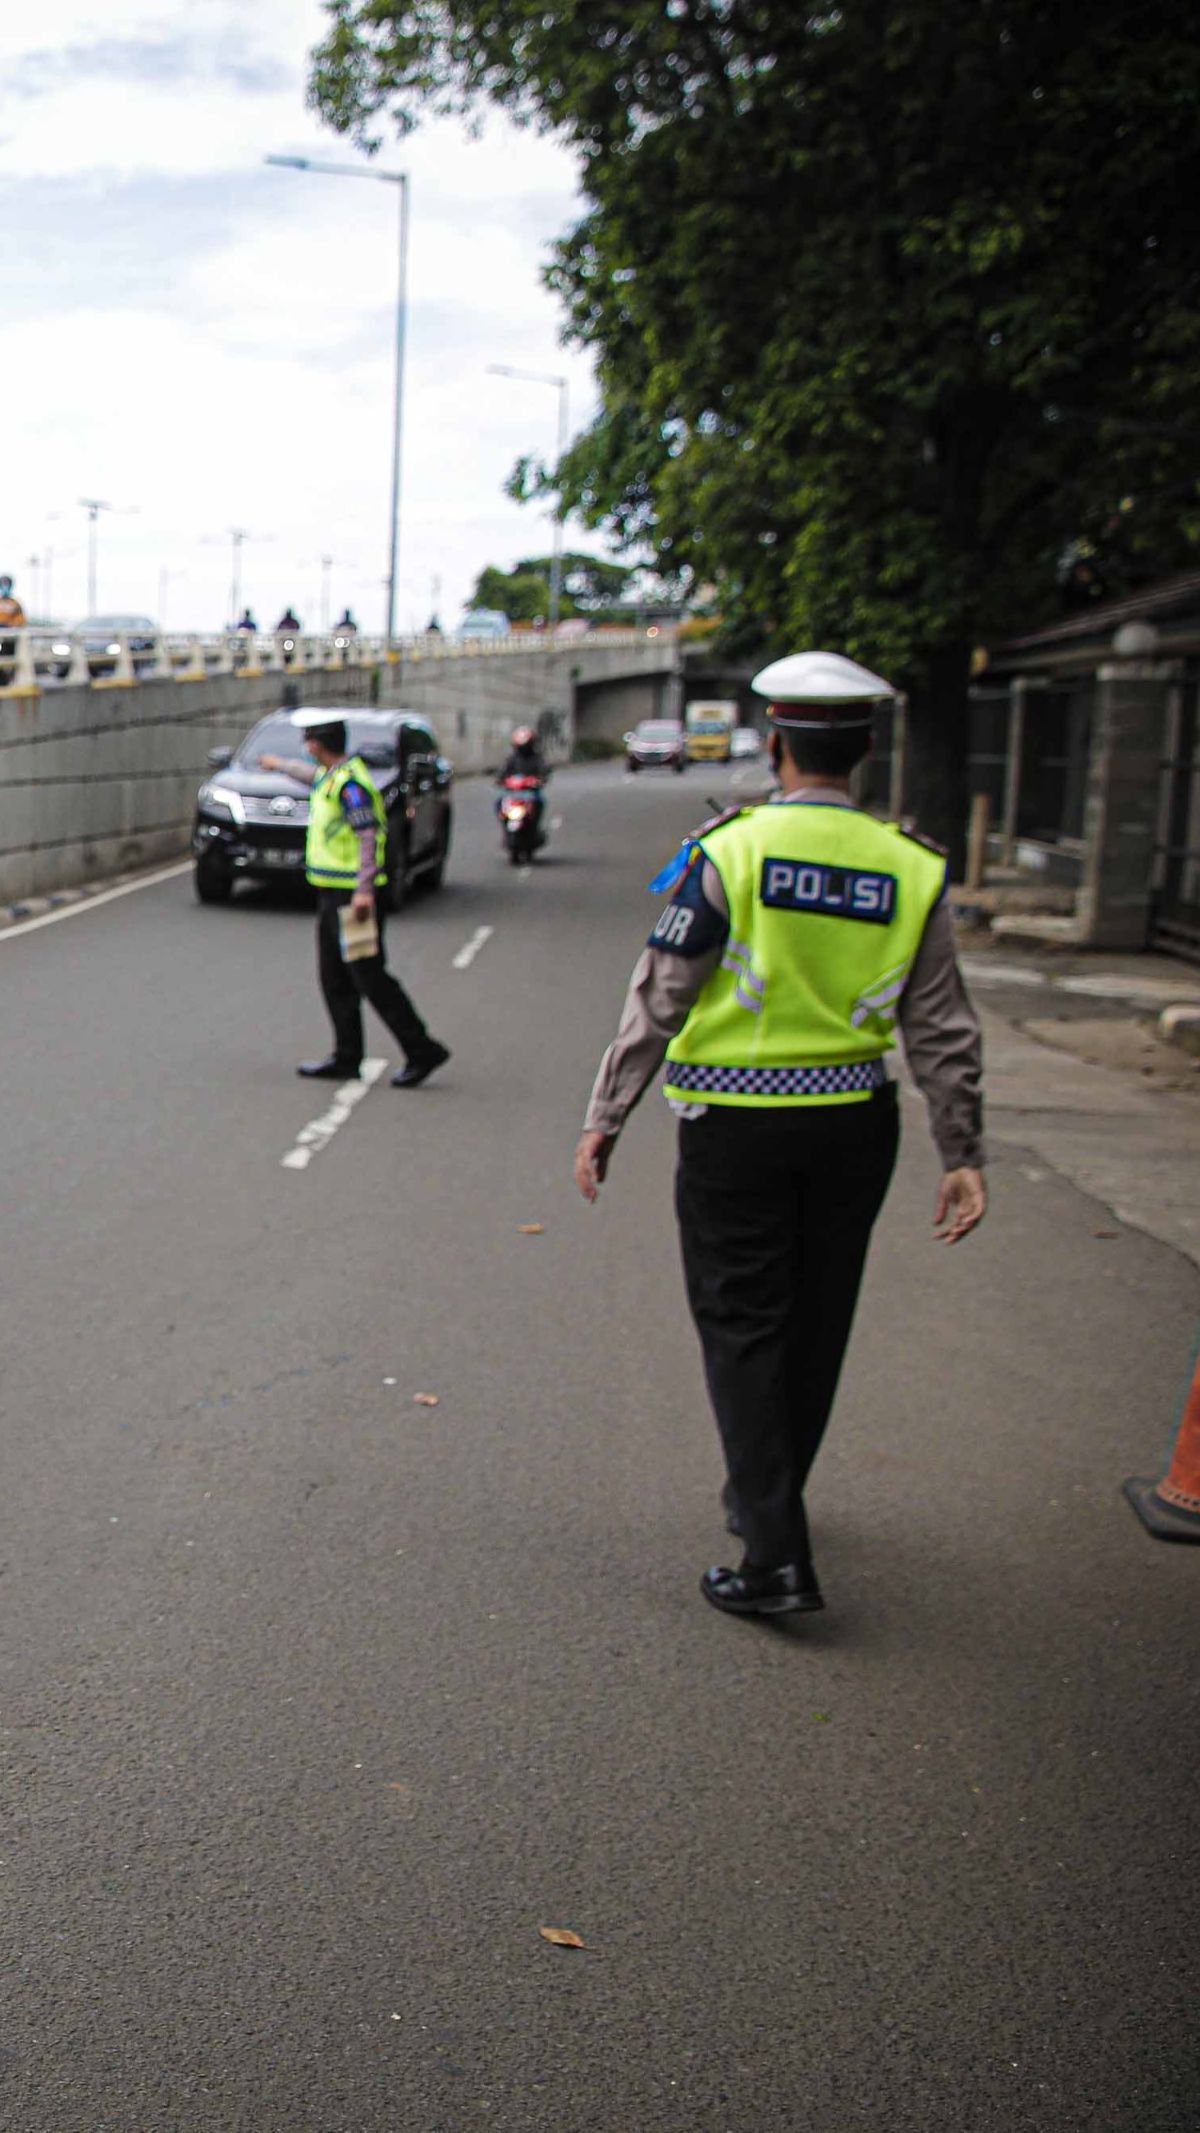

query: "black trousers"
xmin=316 ymin=890 xmax=436 ymax=1068
xmin=675 ymin=1089 xmax=900 ymax=1570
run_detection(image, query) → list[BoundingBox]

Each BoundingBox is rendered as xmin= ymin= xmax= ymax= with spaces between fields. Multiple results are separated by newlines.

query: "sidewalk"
xmin=951 ymin=930 xmax=1200 ymax=1267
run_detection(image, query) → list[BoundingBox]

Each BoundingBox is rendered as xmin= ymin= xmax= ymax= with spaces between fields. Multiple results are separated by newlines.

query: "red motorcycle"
xmin=498 ymin=774 xmax=546 ymax=866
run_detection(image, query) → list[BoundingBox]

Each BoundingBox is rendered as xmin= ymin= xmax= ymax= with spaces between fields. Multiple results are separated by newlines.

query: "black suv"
xmin=192 ymin=707 xmax=453 ymax=908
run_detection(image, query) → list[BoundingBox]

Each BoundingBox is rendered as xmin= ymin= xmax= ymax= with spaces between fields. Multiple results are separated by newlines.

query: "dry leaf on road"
xmin=413 ymin=1393 xmax=440 ymax=1407
xmin=517 ymin=1224 xmax=545 ymax=1235
xmin=538 ymin=1926 xmax=586 ymax=1949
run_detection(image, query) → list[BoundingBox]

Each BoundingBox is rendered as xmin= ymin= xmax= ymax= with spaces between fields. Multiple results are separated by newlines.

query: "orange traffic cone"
xmin=1125 ymin=1336 xmax=1200 ymax=1542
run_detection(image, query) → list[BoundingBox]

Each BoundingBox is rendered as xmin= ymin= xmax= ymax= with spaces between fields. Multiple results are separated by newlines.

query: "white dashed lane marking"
xmin=281 ymin=1058 xmax=387 ymax=1171
xmin=452 ymin=925 xmax=494 ymax=970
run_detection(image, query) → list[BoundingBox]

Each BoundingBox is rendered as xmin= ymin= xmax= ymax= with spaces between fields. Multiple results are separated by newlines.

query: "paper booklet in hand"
xmin=338 ymin=905 xmax=379 ymax=962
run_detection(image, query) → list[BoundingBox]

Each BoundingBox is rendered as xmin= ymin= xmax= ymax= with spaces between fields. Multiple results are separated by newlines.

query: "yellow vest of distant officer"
xmin=306 ymin=756 xmax=389 ymax=891
xmin=662 ymin=804 xmax=947 ymax=1107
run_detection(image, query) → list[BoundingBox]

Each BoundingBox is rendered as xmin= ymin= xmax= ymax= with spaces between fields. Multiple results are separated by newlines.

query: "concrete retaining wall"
xmin=0 ymin=670 xmax=371 ymax=905
xmin=375 ymin=645 xmax=580 ymax=774
xmin=0 ymin=636 xmax=678 ymax=905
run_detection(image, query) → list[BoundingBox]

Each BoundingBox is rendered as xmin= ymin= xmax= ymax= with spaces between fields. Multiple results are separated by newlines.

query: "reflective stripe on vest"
xmin=663 ymin=803 xmax=946 ymax=1108
xmin=306 ymin=755 xmax=388 ymax=889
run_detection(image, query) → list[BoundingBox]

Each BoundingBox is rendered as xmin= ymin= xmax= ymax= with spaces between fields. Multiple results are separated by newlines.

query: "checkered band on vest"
xmin=665 ymin=1058 xmax=888 ymax=1097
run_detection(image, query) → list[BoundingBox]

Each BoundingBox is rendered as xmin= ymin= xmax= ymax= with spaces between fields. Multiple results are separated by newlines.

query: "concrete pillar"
xmin=1001 ymin=677 xmax=1027 ymax=865
xmin=1076 ymin=658 xmax=1176 ymax=949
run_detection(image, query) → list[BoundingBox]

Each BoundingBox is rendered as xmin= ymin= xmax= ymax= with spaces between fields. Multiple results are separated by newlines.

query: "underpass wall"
xmin=0 ymin=635 xmax=679 ymax=905
xmin=0 ymin=669 xmax=368 ymax=905
xmin=374 ymin=645 xmax=580 ymax=772
xmin=574 ymin=671 xmax=681 ymax=748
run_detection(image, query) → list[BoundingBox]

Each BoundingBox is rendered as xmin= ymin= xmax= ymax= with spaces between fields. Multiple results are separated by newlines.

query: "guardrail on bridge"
xmin=0 ymin=625 xmax=664 ymax=696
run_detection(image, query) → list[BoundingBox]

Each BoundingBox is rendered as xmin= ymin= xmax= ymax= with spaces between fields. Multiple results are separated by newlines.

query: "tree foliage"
xmin=311 ymin=1 xmax=1200 ymax=851
xmin=470 ymin=550 xmax=638 ymax=620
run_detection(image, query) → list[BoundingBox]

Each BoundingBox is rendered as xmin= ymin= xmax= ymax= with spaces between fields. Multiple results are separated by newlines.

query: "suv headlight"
xmin=198 ymin=784 xmax=243 ymax=823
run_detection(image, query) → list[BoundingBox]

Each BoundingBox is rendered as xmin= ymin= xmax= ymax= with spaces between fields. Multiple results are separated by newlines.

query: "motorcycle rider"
xmin=498 ymin=724 xmax=547 ymax=783
xmin=495 ymin=724 xmax=548 ymax=841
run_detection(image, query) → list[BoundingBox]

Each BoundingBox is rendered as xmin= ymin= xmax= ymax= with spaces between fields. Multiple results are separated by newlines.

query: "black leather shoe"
xmin=700 ymin=1560 xmax=824 ymax=1618
xmin=392 ymin=1043 xmax=450 ymax=1089
xmin=297 ymin=1056 xmax=361 ymax=1080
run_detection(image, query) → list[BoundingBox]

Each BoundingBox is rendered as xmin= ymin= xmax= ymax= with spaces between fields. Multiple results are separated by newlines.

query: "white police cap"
xmin=751 ymin=650 xmax=894 ymax=729
xmin=289 ymin=705 xmax=347 ymax=729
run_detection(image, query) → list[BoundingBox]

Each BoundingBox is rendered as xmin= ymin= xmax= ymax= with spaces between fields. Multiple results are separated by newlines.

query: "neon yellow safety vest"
xmin=663 ymin=802 xmax=947 ymax=1108
xmin=306 ymin=755 xmax=389 ymax=890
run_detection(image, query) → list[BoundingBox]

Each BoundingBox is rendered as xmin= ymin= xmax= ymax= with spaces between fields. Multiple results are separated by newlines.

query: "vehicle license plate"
xmin=262 ymin=847 xmax=304 ymax=867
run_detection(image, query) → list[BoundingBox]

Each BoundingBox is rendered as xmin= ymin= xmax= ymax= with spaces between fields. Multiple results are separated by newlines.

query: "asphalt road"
xmin=1 ymin=762 xmax=1197 ymax=2133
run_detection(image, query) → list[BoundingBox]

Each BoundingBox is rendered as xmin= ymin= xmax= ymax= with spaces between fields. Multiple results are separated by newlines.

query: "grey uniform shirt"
xmin=584 ymin=789 xmax=984 ymax=1171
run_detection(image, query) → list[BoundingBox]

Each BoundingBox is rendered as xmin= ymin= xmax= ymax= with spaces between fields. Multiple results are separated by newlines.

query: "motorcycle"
xmin=498 ymin=774 xmax=546 ymax=865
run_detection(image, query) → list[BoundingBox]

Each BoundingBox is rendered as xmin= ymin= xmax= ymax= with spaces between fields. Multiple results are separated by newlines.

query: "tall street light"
xmin=487 ymin=364 xmax=570 ymax=626
xmin=265 ymin=153 xmax=410 ymax=647
xmin=79 ymin=499 xmax=112 ymax=613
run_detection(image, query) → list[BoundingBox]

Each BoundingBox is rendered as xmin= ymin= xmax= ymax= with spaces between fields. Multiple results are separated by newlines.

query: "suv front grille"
xmin=240 ymin=796 xmax=310 ymax=825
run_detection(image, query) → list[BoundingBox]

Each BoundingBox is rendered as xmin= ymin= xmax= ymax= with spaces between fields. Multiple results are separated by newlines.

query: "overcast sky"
xmin=1 ymin=0 xmax=602 ymax=634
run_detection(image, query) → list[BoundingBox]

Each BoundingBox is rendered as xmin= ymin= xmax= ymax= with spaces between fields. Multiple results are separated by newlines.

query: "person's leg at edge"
xmin=351 ymin=903 xmax=446 ymax=1069
xmin=777 ymin=1088 xmax=901 ymax=1551
xmin=676 ymin=1106 xmax=810 ymax=1572
xmin=317 ymin=892 xmax=365 ymax=1068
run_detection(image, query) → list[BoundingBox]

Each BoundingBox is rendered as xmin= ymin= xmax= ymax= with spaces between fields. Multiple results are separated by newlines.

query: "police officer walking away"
xmin=260 ymin=711 xmax=450 ymax=1088
xmin=574 ymin=651 xmax=985 ymax=1620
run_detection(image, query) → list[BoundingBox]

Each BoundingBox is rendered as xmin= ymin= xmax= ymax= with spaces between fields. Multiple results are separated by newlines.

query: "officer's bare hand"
xmin=259 ymin=753 xmax=281 ymax=771
xmin=351 ymin=891 xmax=375 ymax=922
xmin=575 ymin=1130 xmax=615 ymax=1204
xmin=934 ymin=1167 xmax=987 ymax=1245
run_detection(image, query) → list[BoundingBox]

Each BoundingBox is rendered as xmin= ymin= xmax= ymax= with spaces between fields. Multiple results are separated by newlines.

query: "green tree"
xmin=470 ymin=551 xmax=649 ymax=620
xmin=311 ymin=2 xmax=1200 ymax=859
xmin=471 ymin=563 xmax=557 ymax=623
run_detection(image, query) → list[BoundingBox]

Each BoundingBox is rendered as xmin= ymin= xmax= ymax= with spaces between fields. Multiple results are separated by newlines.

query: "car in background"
xmin=52 ymin=614 xmax=160 ymax=679
xmin=457 ymin=608 xmax=511 ymax=641
xmin=730 ymin=725 xmax=763 ymax=758
xmin=192 ymin=707 xmax=453 ymax=908
xmin=624 ymin=718 xmax=687 ymax=773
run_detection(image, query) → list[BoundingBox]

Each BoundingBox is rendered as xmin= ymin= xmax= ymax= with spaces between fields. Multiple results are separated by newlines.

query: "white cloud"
xmin=0 ymin=1 xmax=618 ymax=632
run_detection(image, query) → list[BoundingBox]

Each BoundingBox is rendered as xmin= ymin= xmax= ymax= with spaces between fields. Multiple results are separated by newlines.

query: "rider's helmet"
xmin=512 ymin=725 xmax=536 ymax=747
xmin=0 ymin=576 xmax=12 ymax=595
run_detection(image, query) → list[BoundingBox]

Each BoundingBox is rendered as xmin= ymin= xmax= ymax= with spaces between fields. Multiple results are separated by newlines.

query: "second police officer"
xmin=260 ymin=711 xmax=450 ymax=1089
xmin=574 ymin=651 xmax=986 ymax=1621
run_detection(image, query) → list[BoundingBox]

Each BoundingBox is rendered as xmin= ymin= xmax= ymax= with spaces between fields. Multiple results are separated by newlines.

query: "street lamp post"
xmin=229 ymin=528 xmax=247 ymax=628
xmin=265 ymin=154 xmax=410 ymax=647
xmin=486 ymin=364 xmax=570 ymax=626
xmin=79 ymin=499 xmax=112 ymax=613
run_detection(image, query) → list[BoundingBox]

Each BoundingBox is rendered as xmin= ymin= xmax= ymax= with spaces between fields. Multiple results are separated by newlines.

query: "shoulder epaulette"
xmin=692 ymin=804 xmax=751 ymax=841
xmin=892 ymin=817 xmax=949 ymax=859
xmin=647 ymin=806 xmax=751 ymax=897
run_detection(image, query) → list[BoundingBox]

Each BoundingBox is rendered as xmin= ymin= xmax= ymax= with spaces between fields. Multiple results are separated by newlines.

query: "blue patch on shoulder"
xmin=759 ymin=857 xmax=898 ymax=924
xmin=648 ymin=841 xmax=699 ymax=897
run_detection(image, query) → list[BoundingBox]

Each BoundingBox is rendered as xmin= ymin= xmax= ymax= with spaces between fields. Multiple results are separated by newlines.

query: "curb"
xmin=0 ymin=868 xmax=173 ymax=932
xmin=1158 ymin=1004 xmax=1200 ymax=1059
